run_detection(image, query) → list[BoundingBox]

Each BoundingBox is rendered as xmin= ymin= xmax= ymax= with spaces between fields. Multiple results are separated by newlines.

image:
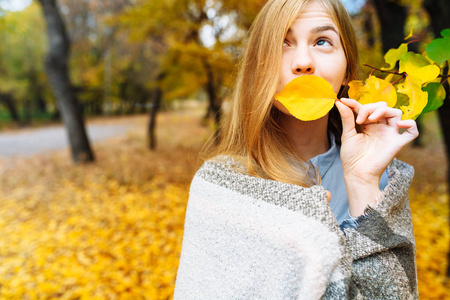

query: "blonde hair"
xmin=204 ymin=0 xmax=361 ymax=187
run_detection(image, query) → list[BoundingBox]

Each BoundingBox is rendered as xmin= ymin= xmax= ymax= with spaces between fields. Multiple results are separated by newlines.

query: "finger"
xmin=339 ymin=98 xmax=362 ymax=114
xmin=326 ymin=190 xmax=331 ymax=203
xmin=335 ymin=99 xmax=357 ymax=139
xmin=355 ymin=102 xmax=388 ymax=124
xmin=340 ymin=98 xmax=390 ymax=124
xmin=368 ymin=107 xmax=403 ymax=126
xmin=397 ymin=119 xmax=419 ymax=144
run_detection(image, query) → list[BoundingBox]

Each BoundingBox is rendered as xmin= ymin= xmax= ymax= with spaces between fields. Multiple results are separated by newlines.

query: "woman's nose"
xmin=291 ymin=48 xmax=314 ymax=75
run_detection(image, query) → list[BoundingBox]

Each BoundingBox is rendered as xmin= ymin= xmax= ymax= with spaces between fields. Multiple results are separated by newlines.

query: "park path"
xmin=0 ymin=121 xmax=134 ymax=158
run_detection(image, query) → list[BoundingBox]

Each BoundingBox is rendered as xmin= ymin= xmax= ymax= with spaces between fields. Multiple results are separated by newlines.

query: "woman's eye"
xmin=316 ymin=39 xmax=331 ymax=46
xmin=283 ymin=39 xmax=291 ymax=47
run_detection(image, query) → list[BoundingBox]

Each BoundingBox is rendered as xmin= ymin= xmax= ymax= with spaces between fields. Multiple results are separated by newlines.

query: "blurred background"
xmin=0 ymin=0 xmax=448 ymax=298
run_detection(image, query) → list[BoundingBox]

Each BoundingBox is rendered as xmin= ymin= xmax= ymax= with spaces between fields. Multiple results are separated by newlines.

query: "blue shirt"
xmin=310 ymin=133 xmax=389 ymax=225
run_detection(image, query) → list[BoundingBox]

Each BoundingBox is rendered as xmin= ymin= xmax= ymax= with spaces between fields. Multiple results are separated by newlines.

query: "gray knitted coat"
xmin=174 ymin=157 xmax=418 ymax=299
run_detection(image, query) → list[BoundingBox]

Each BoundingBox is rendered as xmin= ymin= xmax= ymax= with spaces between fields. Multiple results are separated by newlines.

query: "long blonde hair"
xmin=204 ymin=0 xmax=361 ymax=187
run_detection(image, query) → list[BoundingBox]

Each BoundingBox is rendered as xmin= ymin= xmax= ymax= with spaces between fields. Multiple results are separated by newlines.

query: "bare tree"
xmin=37 ymin=0 xmax=94 ymax=163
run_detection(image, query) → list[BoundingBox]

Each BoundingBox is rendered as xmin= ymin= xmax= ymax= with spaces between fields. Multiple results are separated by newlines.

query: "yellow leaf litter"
xmin=0 ymin=175 xmax=188 ymax=299
xmin=0 ymin=112 xmax=447 ymax=299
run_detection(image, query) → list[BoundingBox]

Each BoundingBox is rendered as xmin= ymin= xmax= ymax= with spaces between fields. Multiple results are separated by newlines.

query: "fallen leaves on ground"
xmin=0 ymin=110 xmax=448 ymax=299
xmin=0 ymin=176 xmax=188 ymax=299
xmin=410 ymin=189 xmax=450 ymax=299
xmin=0 ymin=111 xmax=207 ymax=299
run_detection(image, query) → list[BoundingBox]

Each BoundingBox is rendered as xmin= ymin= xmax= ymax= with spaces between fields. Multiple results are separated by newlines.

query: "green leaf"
xmin=421 ymin=82 xmax=446 ymax=113
xmin=425 ymin=37 xmax=450 ymax=66
xmin=441 ymin=28 xmax=450 ymax=38
xmin=382 ymin=43 xmax=408 ymax=70
xmin=399 ymin=52 xmax=440 ymax=83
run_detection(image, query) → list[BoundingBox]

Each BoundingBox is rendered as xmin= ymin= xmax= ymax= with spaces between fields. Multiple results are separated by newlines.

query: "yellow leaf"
xmin=348 ymin=80 xmax=364 ymax=100
xmin=382 ymin=43 xmax=408 ymax=70
xmin=399 ymin=52 xmax=440 ymax=83
xmin=348 ymin=76 xmax=397 ymax=107
xmin=405 ymin=27 xmax=414 ymax=40
xmin=385 ymin=73 xmax=395 ymax=83
xmin=274 ymin=75 xmax=337 ymax=121
xmin=397 ymin=76 xmax=428 ymax=120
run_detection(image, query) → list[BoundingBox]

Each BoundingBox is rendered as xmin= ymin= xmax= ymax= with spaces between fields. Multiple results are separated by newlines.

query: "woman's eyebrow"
xmin=310 ymin=25 xmax=338 ymax=35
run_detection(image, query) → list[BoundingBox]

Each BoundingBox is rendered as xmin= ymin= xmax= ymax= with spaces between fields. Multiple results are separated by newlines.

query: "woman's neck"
xmin=280 ymin=113 xmax=330 ymax=161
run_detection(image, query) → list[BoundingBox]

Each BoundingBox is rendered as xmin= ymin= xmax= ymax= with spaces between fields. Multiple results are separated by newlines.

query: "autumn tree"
xmin=116 ymin=0 xmax=230 ymax=149
xmin=0 ymin=3 xmax=49 ymax=125
xmin=200 ymin=0 xmax=265 ymax=126
xmin=37 ymin=0 xmax=94 ymax=163
xmin=56 ymin=0 xmax=136 ymax=115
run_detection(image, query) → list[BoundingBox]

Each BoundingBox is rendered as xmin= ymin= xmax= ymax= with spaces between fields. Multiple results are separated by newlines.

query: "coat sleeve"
xmin=344 ymin=159 xmax=419 ymax=299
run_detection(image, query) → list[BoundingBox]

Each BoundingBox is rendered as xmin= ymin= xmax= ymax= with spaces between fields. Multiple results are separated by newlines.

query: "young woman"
xmin=175 ymin=0 xmax=419 ymax=298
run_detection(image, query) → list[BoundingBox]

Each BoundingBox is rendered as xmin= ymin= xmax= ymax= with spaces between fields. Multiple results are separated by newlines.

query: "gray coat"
xmin=175 ymin=157 xmax=418 ymax=299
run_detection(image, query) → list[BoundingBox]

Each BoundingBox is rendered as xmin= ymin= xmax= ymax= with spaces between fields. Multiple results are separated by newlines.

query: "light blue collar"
xmin=309 ymin=133 xmax=339 ymax=178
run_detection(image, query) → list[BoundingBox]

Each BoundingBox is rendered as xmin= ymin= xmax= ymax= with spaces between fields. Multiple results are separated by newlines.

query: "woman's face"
xmin=274 ymin=1 xmax=347 ymax=116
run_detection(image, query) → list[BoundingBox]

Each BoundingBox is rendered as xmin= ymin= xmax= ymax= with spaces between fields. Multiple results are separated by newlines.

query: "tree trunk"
xmin=36 ymin=94 xmax=47 ymax=114
xmin=23 ymin=98 xmax=32 ymax=125
xmin=0 ymin=93 xmax=21 ymax=125
xmin=138 ymin=85 xmax=150 ymax=114
xmin=423 ymin=0 xmax=450 ymax=278
xmin=362 ymin=2 xmax=376 ymax=49
xmin=203 ymin=61 xmax=221 ymax=142
xmin=437 ymin=87 xmax=450 ymax=278
xmin=372 ymin=0 xmax=408 ymax=53
xmin=148 ymin=73 xmax=165 ymax=150
xmin=28 ymin=68 xmax=47 ymax=114
xmin=37 ymin=0 xmax=94 ymax=163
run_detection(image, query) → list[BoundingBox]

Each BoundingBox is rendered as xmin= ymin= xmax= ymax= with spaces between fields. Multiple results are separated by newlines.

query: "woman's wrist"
xmin=344 ymin=175 xmax=382 ymax=217
xmin=343 ymin=168 xmax=382 ymax=187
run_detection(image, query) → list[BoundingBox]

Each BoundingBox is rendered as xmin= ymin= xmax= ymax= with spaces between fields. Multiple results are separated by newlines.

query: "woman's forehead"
xmin=286 ymin=1 xmax=339 ymax=33
xmin=296 ymin=1 xmax=334 ymax=21
xmin=286 ymin=23 xmax=339 ymax=38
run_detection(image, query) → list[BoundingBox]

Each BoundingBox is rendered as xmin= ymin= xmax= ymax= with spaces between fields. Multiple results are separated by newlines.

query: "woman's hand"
xmin=335 ymin=98 xmax=418 ymax=216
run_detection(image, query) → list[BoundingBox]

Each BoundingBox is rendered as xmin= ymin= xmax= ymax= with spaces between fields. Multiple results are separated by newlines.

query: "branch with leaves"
xmin=347 ymin=28 xmax=450 ymax=120
xmin=275 ymin=29 xmax=450 ymax=122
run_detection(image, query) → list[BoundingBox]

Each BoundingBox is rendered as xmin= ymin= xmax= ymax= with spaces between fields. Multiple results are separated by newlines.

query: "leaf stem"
xmin=406 ymin=38 xmax=421 ymax=45
xmin=363 ymin=64 xmax=450 ymax=79
xmin=391 ymin=76 xmax=404 ymax=85
xmin=363 ymin=64 xmax=405 ymax=76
